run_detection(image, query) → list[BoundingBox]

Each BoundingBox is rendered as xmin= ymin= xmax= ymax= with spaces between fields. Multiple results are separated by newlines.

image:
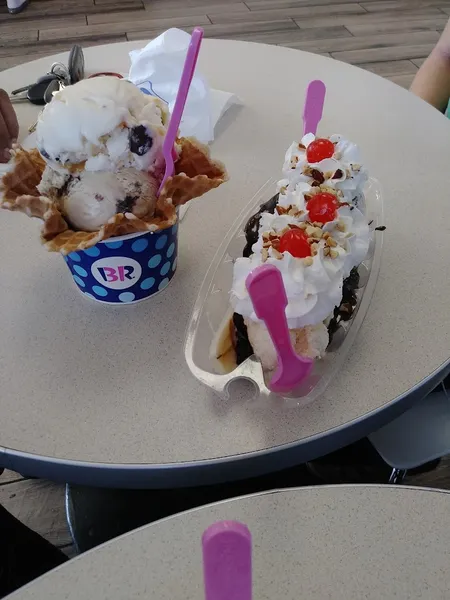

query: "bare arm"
xmin=410 ymin=19 xmax=450 ymax=112
xmin=0 ymin=89 xmax=19 ymax=163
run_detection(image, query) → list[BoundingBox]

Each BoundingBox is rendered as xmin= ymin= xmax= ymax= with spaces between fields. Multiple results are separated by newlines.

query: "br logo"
xmin=91 ymin=257 xmax=142 ymax=290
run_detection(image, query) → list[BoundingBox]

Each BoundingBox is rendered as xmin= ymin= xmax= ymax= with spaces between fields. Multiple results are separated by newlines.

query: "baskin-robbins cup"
xmin=64 ymin=221 xmax=178 ymax=304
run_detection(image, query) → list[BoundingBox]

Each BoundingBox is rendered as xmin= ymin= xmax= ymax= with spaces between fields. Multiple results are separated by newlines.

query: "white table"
xmin=8 ymin=485 xmax=450 ymax=599
xmin=0 ymin=40 xmax=449 ymax=487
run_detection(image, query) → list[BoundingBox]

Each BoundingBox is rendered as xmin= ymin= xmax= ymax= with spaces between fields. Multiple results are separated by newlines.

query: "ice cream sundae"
xmin=215 ymin=133 xmax=372 ymax=372
xmin=0 ymin=76 xmax=227 ymax=255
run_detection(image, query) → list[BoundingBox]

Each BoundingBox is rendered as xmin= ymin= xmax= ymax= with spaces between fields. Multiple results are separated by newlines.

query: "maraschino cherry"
xmin=307 ymin=192 xmax=338 ymax=224
xmin=306 ymin=138 xmax=334 ymax=163
xmin=279 ymin=229 xmax=311 ymax=258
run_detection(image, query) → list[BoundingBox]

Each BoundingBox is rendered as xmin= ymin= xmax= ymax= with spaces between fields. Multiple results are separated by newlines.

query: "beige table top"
xmin=8 ymin=485 xmax=450 ymax=599
xmin=0 ymin=40 xmax=449 ymax=479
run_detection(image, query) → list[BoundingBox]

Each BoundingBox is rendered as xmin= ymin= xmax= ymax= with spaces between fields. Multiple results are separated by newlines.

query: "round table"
xmin=0 ymin=40 xmax=449 ymax=487
xmin=7 ymin=485 xmax=450 ymax=599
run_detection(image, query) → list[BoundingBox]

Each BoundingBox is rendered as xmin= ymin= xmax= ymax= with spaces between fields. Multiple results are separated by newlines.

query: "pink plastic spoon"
xmin=158 ymin=27 xmax=204 ymax=196
xmin=302 ymin=79 xmax=326 ymax=136
xmin=246 ymin=264 xmax=313 ymax=393
xmin=202 ymin=521 xmax=252 ymax=600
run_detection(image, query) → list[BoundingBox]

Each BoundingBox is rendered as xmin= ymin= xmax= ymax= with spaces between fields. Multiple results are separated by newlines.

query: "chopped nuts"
xmin=323 ymin=231 xmax=330 ymax=240
xmin=326 ymin=237 xmax=337 ymax=248
xmin=262 ymin=248 xmax=269 ymax=262
xmin=323 ymin=246 xmax=331 ymax=257
xmin=303 ymin=256 xmax=313 ymax=267
xmin=330 ymin=249 xmax=339 ymax=259
xmin=299 ymin=222 xmax=308 ymax=230
xmin=336 ymin=221 xmax=346 ymax=232
xmin=272 ymin=248 xmax=283 ymax=260
xmin=276 ymin=205 xmax=288 ymax=215
xmin=288 ymin=206 xmax=298 ymax=216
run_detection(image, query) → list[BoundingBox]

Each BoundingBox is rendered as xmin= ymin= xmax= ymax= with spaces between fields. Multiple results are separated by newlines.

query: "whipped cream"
xmin=36 ymin=77 xmax=169 ymax=173
xmin=230 ymin=134 xmax=371 ymax=329
xmin=281 ymin=133 xmax=368 ymax=204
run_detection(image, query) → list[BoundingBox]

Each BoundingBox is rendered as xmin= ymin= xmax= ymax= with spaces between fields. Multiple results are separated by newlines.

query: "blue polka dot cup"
xmin=64 ymin=223 xmax=178 ymax=304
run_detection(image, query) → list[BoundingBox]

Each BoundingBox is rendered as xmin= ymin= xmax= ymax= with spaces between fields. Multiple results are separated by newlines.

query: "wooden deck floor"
xmin=1 ymin=0 xmax=450 ymax=561
xmin=1 ymin=0 xmax=450 ymax=88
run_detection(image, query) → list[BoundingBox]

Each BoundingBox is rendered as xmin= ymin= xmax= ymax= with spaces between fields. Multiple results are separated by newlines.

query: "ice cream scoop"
xmin=38 ymin=166 xmax=158 ymax=232
xmin=36 ymin=76 xmax=169 ymax=173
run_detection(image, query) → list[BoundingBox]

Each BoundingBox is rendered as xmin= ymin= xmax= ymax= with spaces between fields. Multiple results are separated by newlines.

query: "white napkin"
xmin=128 ymin=28 xmax=240 ymax=144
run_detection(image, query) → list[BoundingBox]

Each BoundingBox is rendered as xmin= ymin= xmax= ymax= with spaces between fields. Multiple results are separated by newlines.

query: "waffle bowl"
xmin=184 ymin=177 xmax=384 ymax=403
xmin=0 ymin=138 xmax=227 ymax=254
xmin=0 ymin=138 xmax=227 ymax=304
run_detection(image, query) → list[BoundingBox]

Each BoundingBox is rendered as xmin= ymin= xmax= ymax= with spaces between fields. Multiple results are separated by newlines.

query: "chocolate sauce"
xmin=232 ymin=313 xmax=254 ymax=365
xmin=242 ymin=193 xmax=279 ymax=257
xmin=327 ymin=267 xmax=360 ymax=343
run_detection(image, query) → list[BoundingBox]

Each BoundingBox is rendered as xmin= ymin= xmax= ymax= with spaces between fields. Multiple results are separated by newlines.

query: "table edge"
xmin=1 ymin=359 xmax=448 ymax=487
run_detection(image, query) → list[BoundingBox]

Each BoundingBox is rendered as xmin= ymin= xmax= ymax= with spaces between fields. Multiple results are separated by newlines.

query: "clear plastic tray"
xmin=184 ymin=177 xmax=384 ymax=404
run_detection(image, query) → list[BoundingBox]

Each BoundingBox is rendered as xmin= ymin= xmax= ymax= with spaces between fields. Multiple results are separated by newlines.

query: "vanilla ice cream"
xmin=36 ymin=77 xmax=169 ymax=173
xmin=38 ymin=167 xmax=158 ymax=232
xmin=34 ymin=76 xmax=169 ymax=232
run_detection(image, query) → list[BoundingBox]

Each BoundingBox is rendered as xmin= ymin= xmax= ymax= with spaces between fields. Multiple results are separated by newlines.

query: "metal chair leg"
xmin=389 ymin=468 xmax=407 ymax=484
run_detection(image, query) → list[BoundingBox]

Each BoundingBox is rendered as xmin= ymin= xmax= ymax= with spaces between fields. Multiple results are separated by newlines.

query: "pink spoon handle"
xmin=158 ymin=27 xmax=204 ymax=195
xmin=246 ymin=264 xmax=292 ymax=354
xmin=302 ymin=80 xmax=326 ymax=136
xmin=202 ymin=521 xmax=252 ymax=600
xmin=246 ymin=264 xmax=313 ymax=393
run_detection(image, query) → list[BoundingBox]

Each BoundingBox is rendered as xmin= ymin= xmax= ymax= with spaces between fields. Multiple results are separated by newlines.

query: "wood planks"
xmin=0 ymin=0 xmax=447 ymax=83
xmin=0 ymin=0 xmax=450 ymax=85
xmin=0 ymin=470 xmax=75 ymax=557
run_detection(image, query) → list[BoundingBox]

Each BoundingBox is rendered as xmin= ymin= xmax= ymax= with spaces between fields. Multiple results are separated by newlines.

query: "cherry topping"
xmin=306 ymin=138 xmax=335 ymax=163
xmin=307 ymin=192 xmax=338 ymax=224
xmin=279 ymin=229 xmax=311 ymax=258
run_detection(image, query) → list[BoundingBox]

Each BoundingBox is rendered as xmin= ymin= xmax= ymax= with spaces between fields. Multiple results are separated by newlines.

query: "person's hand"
xmin=0 ymin=89 xmax=19 ymax=163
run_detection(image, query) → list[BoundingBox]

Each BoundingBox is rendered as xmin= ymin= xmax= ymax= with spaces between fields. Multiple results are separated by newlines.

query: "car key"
xmin=11 ymin=73 xmax=60 ymax=96
xmin=9 ymin=79 xmax=51 ymax=105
